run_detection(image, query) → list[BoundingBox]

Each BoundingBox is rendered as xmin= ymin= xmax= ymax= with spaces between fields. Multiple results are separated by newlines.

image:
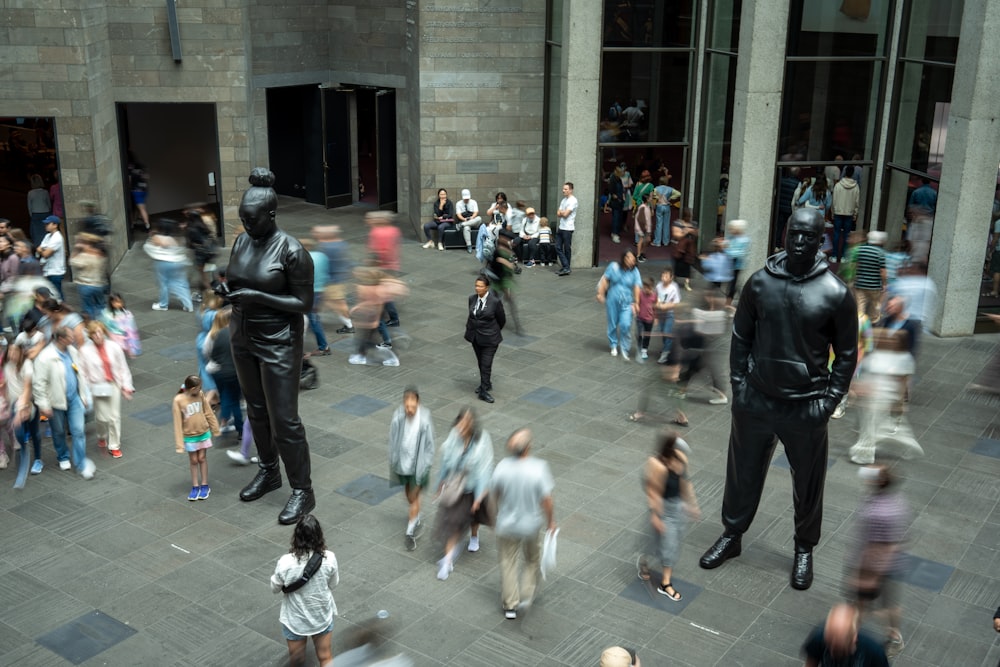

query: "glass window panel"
xmin=698 ymin=53 xmax=737 ymax=240
xmin=547 ymin=0 xmax=564 ymax=44
xmin=902 ymin=0 xmax=962 ymax=62
xmin=786 ymin=0 xmax=892 ymax=57
xmin=599 ymin=52 xmax=690 ymax=142
xmin=602 ymin=0 xmax=695 ymax=47
xmin=708 ymin=0 xmax=742 ymax=52
xmin=778 ymin=60 xmax=882 ymax=164
xmin=890 ymin=61 xmax=953 ymax=173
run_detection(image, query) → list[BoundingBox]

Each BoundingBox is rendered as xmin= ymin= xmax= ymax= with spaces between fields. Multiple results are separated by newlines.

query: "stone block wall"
xmin=106 ymin=0 xmax=254 ymax=229
xmin=417 ymin=1 xmax=546 ymax=221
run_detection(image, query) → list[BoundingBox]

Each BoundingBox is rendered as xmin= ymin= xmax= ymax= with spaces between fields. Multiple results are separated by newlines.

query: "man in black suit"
xmin=465 ymin=275 xmax=505 ymax=403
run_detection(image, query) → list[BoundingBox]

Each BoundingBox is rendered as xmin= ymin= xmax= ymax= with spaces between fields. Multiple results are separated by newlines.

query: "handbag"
xmin=438 ymin=472 xmax=466 ymax=507
xmin=540 ymin=528 xmax=559 ymax=580
xmin=281 ymin=551 xmax=324 ymax=594
xmin=91 ymin=381 xmax=115 ymax=398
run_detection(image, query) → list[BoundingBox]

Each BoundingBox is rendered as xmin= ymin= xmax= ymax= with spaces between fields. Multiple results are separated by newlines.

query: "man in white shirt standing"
xmin=455 ymin=189 xmax=482 ymax=254
xmin=555 ymin=182 xmax=578 ymax=276
xmin=37 ymin=215 xmax=66 ymax=299
xmin=490 ymin=427 xmax=556 ymax=620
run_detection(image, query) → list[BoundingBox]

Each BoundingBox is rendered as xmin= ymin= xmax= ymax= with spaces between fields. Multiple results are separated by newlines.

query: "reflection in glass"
xmin=707 ymin=0 xmax=742 ymax=53
xmin=698 ymin=53 xmax=737 ymax=240
xmin=786 ymin=0 xmax=891 ymax=57
xmin=602 ymin=0 xmax=695 ymax=47
xmin=599 ymin=52 xmax=690 ymax=142
xmin=890 ymin=62 xmax=954 ymax=174
xmin=778 ymin=60 xmax=882 ymax=164
xmin=902 ymin=0 xmax=962 ymax=62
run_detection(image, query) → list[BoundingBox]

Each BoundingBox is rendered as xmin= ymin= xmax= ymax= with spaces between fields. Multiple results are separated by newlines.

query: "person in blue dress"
xmin=597 ymin=250 xmax=642 ymax=361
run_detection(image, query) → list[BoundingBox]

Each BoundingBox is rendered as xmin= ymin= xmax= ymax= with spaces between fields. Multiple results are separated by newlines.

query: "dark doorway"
xmin=355 ymin=88 xmax=398 ymax=211
xmin=116 ymin=103 xmax=223 ymax=246
xmin=266 ymin=85 xmax=324 ymax=205
xmin=0 ymin=117 xmax=62 ymax=239
xmin=321 ymin=88 xmax=352 ymax=208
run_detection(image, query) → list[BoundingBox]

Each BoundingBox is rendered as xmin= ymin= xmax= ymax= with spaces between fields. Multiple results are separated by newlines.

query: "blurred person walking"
xmin=78 ymin=321 xmax=133 ymax=458
xmin=387 ymin=386 xmax=435 ymax=551
xmin=848 ymin=464 xmax=910 ymax=658
xmin=367 ymin=210 xmax=402 ymax=327
xmin=300 ymin=238 xmax=330 ymax=357
xmin=313 ymin=225 xmax=354 ymax=334
xmin=433 ymin=407 xmax=494 ymax=581
xmin=490 ymin=427 xmax=556 ymax=619
xmin=69 ymin=233 xmax=108 ymax=320
xmin=33 ymin=326 xmax=95 ymax=479
xmin=802 ymin=603 xmax=889 ymax=667
xmin=203 ymin=307 xmax=242 ymax=441
xmin=145 ymin=220 xmax=193 ymax=312
xmin=637 ymin=430 xmax=700 ymax=601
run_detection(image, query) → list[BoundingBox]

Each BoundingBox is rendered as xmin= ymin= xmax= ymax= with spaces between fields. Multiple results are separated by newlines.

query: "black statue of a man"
xmin=699 ymin=209 xmax=858 ymax=589
xmin=225 ymin=168 xmax=316 ymax=525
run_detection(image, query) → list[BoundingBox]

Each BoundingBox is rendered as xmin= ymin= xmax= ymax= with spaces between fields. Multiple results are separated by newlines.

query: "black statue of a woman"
xmin=224 ymin=168 xmax=315 ymax=525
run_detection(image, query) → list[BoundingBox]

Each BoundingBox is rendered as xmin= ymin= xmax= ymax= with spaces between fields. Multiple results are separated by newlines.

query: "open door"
xmin=375 ymin=89 xmax=397 ymax=211
xmin=321 ymin=88 xmax=352 ymax=209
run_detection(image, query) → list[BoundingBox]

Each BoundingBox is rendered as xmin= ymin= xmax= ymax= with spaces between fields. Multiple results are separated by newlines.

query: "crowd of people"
xmin=0 ymin=168 xmax=979 ymax=667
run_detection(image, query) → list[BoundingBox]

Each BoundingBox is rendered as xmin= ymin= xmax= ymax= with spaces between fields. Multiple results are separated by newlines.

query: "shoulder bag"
xmin=281 ymin=551 xmax=324 ymax=594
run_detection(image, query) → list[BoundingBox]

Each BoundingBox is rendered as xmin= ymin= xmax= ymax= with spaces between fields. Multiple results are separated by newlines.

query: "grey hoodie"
xmin=832 ymin=176 xmax=860 ymax=217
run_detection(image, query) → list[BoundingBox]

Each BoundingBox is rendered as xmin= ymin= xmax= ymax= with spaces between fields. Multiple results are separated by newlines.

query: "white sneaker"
xmin=437 ymin=243 xmax=445 ymax=251
xmin=709 ymin=396 xmax=729 ymax=405
xmin=348 ymin=354 xmax=367 ymax=365
xmin=382 ymin=354 xmax=400 ymax=367
xmin=151 ymin=303 xmax=168 ymax=311
xmin=611 ymin=234 xmax=621 ymax=244
xmin=80 ymin=458 xmax=96 ymax=480
xmin=610 ymin=347 xmax=618 ymax=357
xmin=641 ymin=349 xmax=648 ymax=360
xmin=436 ymin=558 xmax=453 ymax=581
xmin=621 ymin=349 xmax=630 ymax=362
xmin=468 ymin=536 xmax=480 ymax=552
xmin=227 ymin=449 xmax=251 ymax=465
xmin=422 ymin=240 xmax=434 ymax=249
xmin=59 ymin=459 xmax=72 ymax=471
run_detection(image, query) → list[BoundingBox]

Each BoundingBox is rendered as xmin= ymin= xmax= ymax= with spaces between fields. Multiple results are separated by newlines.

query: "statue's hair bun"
xmin=248 ymin=168 xmax=275 ymax=188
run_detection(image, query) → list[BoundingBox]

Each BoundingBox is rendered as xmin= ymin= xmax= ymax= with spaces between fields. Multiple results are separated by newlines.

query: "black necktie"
xmin=475 ymin=298 xmax=483 ymax=315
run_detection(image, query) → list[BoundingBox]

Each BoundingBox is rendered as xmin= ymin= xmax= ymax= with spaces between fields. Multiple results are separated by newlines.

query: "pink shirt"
xmin=638 ymin=290 xmax=656 ymax=323
xmin=367 ymin=224 xmax=401 ymax=271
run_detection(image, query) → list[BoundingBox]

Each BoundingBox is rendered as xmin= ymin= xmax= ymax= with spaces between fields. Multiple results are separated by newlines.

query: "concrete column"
xmin=725 ymin=0 xmax=790 ymax=273
xmin=555 ymin=0 xmax=601 ymax=267
xmin=928 ymin=2 xmax=1000 ymax=336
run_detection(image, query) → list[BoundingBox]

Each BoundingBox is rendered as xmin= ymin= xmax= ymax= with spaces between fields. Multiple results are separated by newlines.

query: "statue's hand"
xmin=226 ymin=288 xmax=259 ymax=305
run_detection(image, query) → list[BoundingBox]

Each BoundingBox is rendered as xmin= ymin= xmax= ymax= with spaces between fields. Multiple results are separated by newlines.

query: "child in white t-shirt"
xmin=654 ymin=267 xmax=681 ymax=364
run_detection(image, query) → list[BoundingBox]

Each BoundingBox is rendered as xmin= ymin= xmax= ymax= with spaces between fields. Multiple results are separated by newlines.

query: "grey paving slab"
xmin=129 ymin=404 xmax=175 ymax=426
xmin=519 ymin=386 xmax=576 ymax=407
xmin=618 ymin=574 xmax=702 ymax=613
xmin=331 ymin=394 xmax=391 ymax=417
xmin=36 ymin=611 xmax=137 ymax=665
xmin=335 ymin=473 xmax=400 ymax=505
xmin=902 ymin=553 xmax=955 ymax=591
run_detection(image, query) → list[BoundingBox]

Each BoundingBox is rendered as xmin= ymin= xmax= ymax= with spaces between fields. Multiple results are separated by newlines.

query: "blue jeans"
xmin=654 ymin=312 xmax=675 ymax=359
xmin=46 ymin=274 xmax=64 ymax=300
xmin=556 ymin=229 xmax=573 ymax=270
xmin=50 ymin=394 xmax=87 ymax=471
xmin=307 ymin=292 xmax=328 ymax=349
xmin=606 ymin=296 xmax=634 ymax=355
xmin=16 ymin=405 xmax=41 ymax=460
xmin=154 ymin=260 xmax=193 ymax=310
xmin=654 ymin=206 xmax=671 ymax=245
xmin=78 ymin=284 xmax=107 ymax=321
xmin=214 ymin=375 xmax=243 ymax=436
xmin=611 ymin=208 xmax=624 ymax=236
xmin=832 ymin=215 xmax=853 ymax=260
xmin=384 ymin=301 xmax=399 ymax=323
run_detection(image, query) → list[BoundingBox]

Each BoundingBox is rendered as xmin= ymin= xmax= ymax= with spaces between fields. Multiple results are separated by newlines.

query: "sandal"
xmin=657 ymin=582 xmax=682 ymax=601
xmin=671 ymin=417 xmax=689 ymax=427
xmin=628 ymin=412 xmax=644 ymax=422
xmin=636 ymin=554 xmax=651 ymax=581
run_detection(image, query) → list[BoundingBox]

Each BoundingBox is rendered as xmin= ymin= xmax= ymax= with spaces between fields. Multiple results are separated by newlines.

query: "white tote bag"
xmin=540 ymin=528 xmax=559 ymax=580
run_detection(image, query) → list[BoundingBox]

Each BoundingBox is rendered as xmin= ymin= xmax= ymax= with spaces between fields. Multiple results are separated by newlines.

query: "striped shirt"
xmin=853 ymin=243 xmax=885 ymax=290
